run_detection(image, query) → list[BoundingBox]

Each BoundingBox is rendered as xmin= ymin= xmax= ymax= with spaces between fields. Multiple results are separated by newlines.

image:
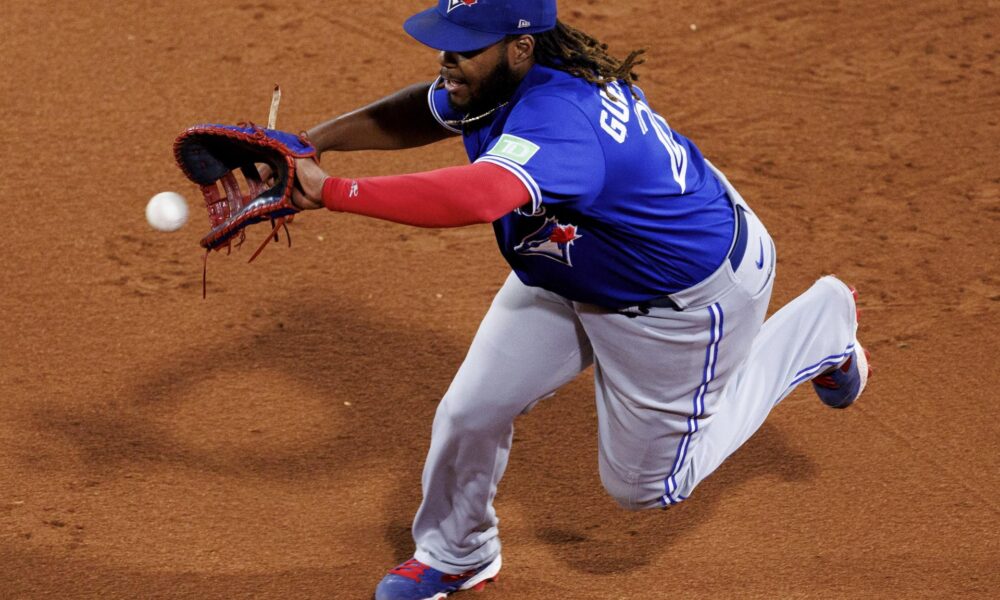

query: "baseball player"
xmin=288 ymin=1 xmax=871 ymax=598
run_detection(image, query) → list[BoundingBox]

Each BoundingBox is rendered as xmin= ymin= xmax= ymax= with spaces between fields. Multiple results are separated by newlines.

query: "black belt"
xmin=635 ymin=205 xmax=750 ymax=313
xmin=728 ymin=204 xmax=750 ymax=272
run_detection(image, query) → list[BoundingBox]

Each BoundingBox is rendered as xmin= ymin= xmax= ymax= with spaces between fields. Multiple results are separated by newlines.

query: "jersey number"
xmin=599 ymin=83 xmax=689 ymax=193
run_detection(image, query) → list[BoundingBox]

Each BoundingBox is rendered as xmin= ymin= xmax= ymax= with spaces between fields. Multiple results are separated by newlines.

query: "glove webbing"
xmin=199 ymin=168 xmax=292 ymax=298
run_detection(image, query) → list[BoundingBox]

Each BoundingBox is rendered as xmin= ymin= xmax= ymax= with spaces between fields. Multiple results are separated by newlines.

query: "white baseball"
xmin=146 ymin=191 xmax=189 ymax=232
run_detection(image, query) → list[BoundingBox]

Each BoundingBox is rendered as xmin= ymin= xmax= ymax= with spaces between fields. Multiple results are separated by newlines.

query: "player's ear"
xmin=507 ymin=35 xmax=535 ymax=67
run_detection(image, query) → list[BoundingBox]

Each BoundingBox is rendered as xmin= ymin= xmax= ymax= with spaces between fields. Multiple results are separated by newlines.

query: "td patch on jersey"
xmin=486 ymin=134 xmax=540 ymax=166
xmin=447 ymin=0 xmax=477 ymax=12
xmin=514 ymin=217 xmax=582 ymax=266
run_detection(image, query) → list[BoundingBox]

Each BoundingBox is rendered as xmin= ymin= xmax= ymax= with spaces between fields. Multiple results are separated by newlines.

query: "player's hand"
xmin=258 ymin=148 xmax=325 ymax=188
xmin=291 ymin=157 xmax=327 ymax=211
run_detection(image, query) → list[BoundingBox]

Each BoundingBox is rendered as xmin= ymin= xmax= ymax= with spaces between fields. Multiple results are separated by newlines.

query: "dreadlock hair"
xmin=531 ymin=20 xmax=646 ymax=99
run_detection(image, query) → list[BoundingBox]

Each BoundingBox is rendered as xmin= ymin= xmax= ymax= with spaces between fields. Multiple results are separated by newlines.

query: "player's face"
xmin=439 ymin=40 xmax=520 ymax=117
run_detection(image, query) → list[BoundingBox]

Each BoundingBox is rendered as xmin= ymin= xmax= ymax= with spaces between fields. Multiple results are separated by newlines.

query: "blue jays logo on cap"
xmin=404 ymin=0 xmax=557 ymax=52
xmin=514 ymin=217 xmax=582 ymax=266
xmin=447 ymin=0 xmax=478 ymax=12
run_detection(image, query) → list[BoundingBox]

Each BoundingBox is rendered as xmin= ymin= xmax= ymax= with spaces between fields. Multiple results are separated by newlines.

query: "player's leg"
xmin=576 ymin=273 xmax=770 ymax=510
xmin=581 ymin=269 xmax=859 ymax=510
xmin=572 ymin=203 xmax=773 ymax=509
xmin=639 ymin=163 xmax=866 ymax=502
xmin=581 ymin=203 xmax=863 ymax=509
xmin=673 ymin=275 xmax=860 ymax=497
xmin=411 ymin=272 xmax=593 ymax=572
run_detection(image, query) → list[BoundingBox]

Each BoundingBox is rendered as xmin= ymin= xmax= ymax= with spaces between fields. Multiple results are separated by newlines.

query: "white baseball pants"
xmin=412 ymin=210 xmax=859 ymax=574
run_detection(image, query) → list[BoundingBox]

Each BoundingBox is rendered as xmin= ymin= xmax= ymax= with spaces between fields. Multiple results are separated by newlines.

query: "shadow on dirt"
xmin=521 ymin=419 xmax=816 ymax=575
xmin=29 ymin=299 xmax=465 ymax=482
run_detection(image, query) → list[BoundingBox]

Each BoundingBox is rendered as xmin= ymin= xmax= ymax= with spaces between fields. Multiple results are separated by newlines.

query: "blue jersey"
xmin=429 ymin=65 xmax=735 ymax=308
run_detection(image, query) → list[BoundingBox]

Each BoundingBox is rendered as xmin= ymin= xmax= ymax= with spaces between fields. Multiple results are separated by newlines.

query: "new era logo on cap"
xmin=447 ymin=0 xmax=477 ymax=12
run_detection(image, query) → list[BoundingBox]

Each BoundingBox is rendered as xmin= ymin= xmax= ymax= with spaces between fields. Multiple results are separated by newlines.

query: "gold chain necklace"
xmin=444 ymin=102 xmax=509 ymax=129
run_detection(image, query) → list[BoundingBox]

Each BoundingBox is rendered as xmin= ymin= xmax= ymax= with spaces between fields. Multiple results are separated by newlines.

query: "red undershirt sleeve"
xmin=321 ymin=162 xmax=532 ymax=228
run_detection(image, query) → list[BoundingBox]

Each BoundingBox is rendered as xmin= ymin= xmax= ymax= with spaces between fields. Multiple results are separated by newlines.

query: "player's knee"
xmin=599 ymin=468 xmax=646 ymax=512
xmin=436 ymin=389 xmax=500 ymax=435
xmin=599 ymin=466 xmax=680 ymax=512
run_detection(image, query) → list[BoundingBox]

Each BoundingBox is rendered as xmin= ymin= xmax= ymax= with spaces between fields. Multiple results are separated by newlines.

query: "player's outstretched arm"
xmin=306 ymin=82 xmax=457 ymax=153
xmin=291 ymin=157 xmax=530 ymax=227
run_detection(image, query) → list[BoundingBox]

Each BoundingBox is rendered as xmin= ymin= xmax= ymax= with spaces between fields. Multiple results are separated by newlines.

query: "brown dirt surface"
xmin=2 ymin=1 xmax=998 ymax=598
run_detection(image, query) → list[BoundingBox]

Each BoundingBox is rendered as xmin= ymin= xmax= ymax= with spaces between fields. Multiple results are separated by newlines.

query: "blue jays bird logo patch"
xmin=447 ymin=0 xmax=478 ymax=12
xmin=514 ymin=217 xmax=582 ymax=266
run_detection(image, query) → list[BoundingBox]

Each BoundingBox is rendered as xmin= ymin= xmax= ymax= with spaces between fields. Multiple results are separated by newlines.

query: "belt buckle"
xmin=617 ymin=295 xmax=681 ymax=318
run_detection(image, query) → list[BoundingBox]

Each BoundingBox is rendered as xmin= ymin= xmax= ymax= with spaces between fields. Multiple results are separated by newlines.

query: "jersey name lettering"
xmin=597 ymin=82 xmax=689 ymax=192
xmin=598 ymin=83 xmax=630 ymax=144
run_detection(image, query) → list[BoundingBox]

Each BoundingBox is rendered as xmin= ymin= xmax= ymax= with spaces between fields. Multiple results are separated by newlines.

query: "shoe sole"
xmin=427 ymin=555 xmax=502 ymax=600
xmin=814 ymin=280 xmax=870 ymax=409
xmin=849 ymin=285 xmax=870 ymax=405
xmin=852 ymin=340 xmax=869 ymax=403
xmin=840 ymin=282 xmax=870 ymax=407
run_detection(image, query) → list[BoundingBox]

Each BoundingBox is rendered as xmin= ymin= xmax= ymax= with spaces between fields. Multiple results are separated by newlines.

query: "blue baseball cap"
xmin=404 ymin=0 xmax=558 ymax=52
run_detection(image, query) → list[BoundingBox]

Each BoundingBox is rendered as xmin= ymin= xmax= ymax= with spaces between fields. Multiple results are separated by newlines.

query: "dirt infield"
xmin=1 ymin=0 xmax=998 ymax=598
